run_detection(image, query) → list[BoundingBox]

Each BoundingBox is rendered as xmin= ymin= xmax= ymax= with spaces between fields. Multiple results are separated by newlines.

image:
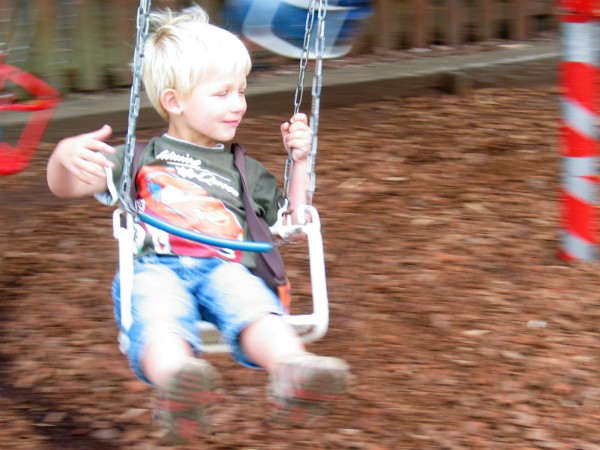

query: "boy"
xmin=47 ymin=5 xmax=348 ymax=444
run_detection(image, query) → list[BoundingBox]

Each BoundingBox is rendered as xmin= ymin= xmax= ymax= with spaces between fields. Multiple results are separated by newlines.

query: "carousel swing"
xmin=113 ymin=0 xmax=330 ymax=353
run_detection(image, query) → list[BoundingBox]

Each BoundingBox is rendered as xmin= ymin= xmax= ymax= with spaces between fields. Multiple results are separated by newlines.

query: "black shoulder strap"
xmin=130 ymin=141 xmax=146 ymax=200
xmin=232 ymin=143 xmax=286 ymax=279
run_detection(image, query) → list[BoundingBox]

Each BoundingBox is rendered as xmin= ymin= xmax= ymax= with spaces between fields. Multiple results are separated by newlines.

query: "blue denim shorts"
xmin=112 ymin=254 xmax=285 ymax=383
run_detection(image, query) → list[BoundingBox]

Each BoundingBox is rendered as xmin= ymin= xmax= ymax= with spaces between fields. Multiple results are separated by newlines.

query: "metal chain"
xmin=282 ymin=0 xmax=327 ymax=211
xmin=118 ymin=0 xmax=152 ymax=214
xmin=307 ymin=0 xmax=327 ymax=206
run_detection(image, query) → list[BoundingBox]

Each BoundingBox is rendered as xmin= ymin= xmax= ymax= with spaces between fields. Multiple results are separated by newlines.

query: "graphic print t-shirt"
xmin=98 ymin=135 xmax=281 ymax=267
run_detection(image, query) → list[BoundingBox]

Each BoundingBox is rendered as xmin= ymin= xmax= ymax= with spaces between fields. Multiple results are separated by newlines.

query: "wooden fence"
xmin=372 ymin=0 xmax=557 ymax=51
xmin=1 ymin=0 xmax=558 ymax=93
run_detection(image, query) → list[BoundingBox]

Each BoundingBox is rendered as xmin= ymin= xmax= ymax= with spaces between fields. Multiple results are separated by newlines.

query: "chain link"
xmin=282 ymin=0 xmax=327 ymax=212
xmin=118 ymin=0 xmax=152 ymax=214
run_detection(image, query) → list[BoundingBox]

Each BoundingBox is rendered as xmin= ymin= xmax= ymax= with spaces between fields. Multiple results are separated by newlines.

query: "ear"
xmin=160 ymin=89 xmax=183 ymax=115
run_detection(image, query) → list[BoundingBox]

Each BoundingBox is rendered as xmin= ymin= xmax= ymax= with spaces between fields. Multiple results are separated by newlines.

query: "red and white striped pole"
xmin=558 ymin=0 xmax=600 ymax=260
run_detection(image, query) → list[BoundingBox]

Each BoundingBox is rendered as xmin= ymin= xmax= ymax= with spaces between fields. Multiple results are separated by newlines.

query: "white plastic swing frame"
xmin=113 ymin=204 xmax=330 ymax=354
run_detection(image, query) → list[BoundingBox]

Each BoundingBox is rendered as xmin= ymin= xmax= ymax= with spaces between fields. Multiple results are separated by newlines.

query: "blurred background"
xmin=0 ymin=0 xmax=557 ymax=94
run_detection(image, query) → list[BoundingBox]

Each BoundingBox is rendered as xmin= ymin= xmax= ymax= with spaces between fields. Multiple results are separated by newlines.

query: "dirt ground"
xmin=2 ymin=79 xmax=600 ymax=450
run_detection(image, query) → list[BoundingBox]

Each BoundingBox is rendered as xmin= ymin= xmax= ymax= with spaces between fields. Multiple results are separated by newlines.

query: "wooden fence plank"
xmin=477 ymin=0 xmax=495 ymax=41
xmin=69 ymin=0 xmax=101 ymax=91
xmin=30 ymin=0 xmax=67 ymax=91
xmin=375 ymin=0 xmax=396 ymax=51
xmin=411 ymin=0 xmax=431 ymax=48
xmin=104 ymin=0 xmax=136 ymax=87
xmin=446 ymin=0 xmax=464 ymax=47
xmin=0 ymin=0 xmax=11 ymax=58
xmin=511 ymin=0 xmax=528 ymax=40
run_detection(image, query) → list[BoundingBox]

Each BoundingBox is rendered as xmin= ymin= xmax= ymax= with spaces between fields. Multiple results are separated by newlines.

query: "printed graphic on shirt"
xmin=136 ymin=165 xmax=243 ymax=261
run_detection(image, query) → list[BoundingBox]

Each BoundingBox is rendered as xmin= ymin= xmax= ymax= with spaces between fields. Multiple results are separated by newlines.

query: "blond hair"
xmin=141 ymin=5 xmax=252 ymax=120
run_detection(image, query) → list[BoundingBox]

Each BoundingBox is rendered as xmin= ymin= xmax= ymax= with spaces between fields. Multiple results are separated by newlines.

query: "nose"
xmin=230 ymin=94 xmax=246 ymax=113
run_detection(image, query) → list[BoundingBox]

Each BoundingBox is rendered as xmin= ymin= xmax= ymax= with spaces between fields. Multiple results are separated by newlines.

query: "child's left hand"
xmin=281 ymin=113 xmax=312 ymax=163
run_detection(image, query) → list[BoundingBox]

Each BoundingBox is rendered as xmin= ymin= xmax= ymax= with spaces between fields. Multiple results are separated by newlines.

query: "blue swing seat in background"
xmin=221 ymin=0 xmax=373 ymax=59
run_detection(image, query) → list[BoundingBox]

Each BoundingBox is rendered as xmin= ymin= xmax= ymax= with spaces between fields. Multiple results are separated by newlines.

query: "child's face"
xmin=175 ymin=71 xmax=247 ymax=147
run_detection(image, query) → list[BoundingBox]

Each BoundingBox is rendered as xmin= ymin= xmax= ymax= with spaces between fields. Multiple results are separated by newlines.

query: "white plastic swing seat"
xmin=112 ymin=205 xmax=330 ymax=354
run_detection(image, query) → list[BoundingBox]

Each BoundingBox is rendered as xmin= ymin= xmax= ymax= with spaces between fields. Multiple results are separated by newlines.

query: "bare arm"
xmin=280 ymin=113 xmax=312 ymax=222
xmin=47 ymin=125 xmax=116 ymax=198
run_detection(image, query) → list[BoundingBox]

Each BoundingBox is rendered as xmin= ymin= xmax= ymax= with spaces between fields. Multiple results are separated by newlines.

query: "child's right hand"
xmin=47 ymin=124 xmax=116 ymax=198
xmin=53 ymin=124 xmax=115 ymax=185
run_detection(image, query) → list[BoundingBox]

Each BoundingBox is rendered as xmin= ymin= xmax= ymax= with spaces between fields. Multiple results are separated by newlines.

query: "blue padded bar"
xmin=139 ymin=213 xmax=274 ymax=253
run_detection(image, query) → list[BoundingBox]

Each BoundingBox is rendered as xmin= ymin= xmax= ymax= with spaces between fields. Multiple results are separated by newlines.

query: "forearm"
xmin=280 ymin=112 xmax=312 ymax=222
xmin=287 ymin=160 xmax=309 ymax=221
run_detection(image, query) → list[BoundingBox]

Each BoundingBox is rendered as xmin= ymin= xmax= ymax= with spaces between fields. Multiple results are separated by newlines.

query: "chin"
xmin=220 ymin=133 xmax=237 ymax=143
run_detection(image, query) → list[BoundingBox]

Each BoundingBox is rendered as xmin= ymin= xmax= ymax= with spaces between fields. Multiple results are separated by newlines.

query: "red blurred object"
xmin=558 ymin=0 xmax=600 ymax=17
xmin=0 ymin=61 xmax=60 ymax=176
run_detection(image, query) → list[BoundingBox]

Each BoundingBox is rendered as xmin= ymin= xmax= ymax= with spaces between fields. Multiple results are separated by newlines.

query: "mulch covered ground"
xmin=2 ymin=80 xmax=600 ymax=449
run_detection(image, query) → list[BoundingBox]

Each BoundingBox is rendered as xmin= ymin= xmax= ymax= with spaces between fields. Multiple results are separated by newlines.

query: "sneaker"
xmin=268 ymin=353 xmax=349 ymax=423
xmin=155 ymin=358 xmax=221 ymax=444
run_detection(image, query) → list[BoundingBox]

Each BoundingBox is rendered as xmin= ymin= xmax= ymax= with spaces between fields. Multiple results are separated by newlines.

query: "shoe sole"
xmin=271 ymin=356 xmax=349 ymax=422
xmin=158 ymin=359 xmax=221 ymax=444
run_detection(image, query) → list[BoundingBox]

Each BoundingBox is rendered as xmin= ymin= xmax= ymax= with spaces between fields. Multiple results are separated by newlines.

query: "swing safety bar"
xmin=113 ymin=205 xmax=329 ymax=354
xmin=139 ymin=213 xmax=273 ymax=253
